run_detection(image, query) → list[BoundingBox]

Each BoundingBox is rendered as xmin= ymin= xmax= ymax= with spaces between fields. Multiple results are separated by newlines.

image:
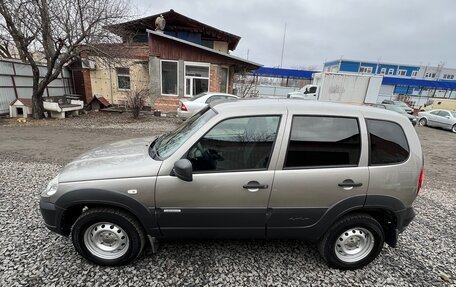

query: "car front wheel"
xmin=318 ymin=213 xmax=384 ymax=270
xmin=419 ymin=118 xmax=427 ymax=126
xmin=71 ymin=208 xmax=146 ymax=266
xmin=452 ymin=124 xmax=456 ymax=133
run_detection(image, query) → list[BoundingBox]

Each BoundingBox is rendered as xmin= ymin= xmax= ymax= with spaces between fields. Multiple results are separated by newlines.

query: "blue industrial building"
xmin=324 ymin=59 xmax=420 ymax=77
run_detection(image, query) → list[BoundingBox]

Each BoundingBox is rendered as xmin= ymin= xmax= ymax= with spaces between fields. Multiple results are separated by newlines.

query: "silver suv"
xmin=40 ymin=99 xmax=424 ymax=270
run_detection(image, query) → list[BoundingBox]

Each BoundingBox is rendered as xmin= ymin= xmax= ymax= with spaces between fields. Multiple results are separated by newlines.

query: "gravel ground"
xmin=0 ymin=114 xmax=455 ymax=286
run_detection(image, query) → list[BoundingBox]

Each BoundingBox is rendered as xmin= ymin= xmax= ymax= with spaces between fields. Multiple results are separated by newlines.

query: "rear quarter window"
xmin=366 ymin=119 xmax=409 ymax=165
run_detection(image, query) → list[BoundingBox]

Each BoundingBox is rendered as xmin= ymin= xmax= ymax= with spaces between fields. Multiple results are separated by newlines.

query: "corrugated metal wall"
xmin=0 ymin=59 xmax=73 ymax=114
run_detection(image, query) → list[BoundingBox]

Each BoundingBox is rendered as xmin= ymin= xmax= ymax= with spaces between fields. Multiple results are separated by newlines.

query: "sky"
xmin=130 ymin=0 xmax=456 ymax=70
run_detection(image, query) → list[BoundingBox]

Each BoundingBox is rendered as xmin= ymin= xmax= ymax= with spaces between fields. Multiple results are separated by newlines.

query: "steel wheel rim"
xmin=83 ymin=222 xmax=129 ymax=260
xmin=335 ymin=227 xmax=374 ymax=263
xmin=419 ymin=119 xmax=426 ymax=126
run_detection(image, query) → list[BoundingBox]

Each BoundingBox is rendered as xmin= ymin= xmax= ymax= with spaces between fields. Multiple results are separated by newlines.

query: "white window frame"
xmin=380 ymin=68 xmax=386 ymax=75
xmin=411 ymin=70 xmax=417 ymax=77
xmin=116 ymin=67 xmax=131 ymax=91
xmin=220 ymin=66 xmax=230 ymax=93
xmin=388 ymin=69 xmax=394 ymax=75
xmin=184 ymin=61 xmax=210 ymax=98
xmin=397 ymin=69 xmax=407 ymax=76
xmin=359 ymin=66 xmax=373 ymax=74
xmin=160 ymin=60 xmax=179 ymax=96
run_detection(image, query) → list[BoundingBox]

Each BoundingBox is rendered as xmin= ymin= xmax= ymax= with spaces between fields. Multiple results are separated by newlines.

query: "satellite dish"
xmin=155 ymin=15 xmax=166 ymax=31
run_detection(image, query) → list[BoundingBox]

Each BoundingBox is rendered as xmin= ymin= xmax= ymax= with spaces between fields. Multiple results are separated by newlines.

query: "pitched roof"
xmin=147 ymin=29 xmax=261 ymax=69
xmin=107 ymin=9 xmax=241 ymax=51
xmin=11 ymin=98 xmax=32 ymax=107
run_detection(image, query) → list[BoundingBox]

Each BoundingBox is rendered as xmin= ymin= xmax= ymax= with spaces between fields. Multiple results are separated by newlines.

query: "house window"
xmin=388 ymin=69 xmax=394 ymax=75
xmin=161 ymin=61 xmax=178 ymax=95
xmin=185 ymin=62 xmax=210 ymax=97
xmin=411 ymin=70 xmax=417 ymax=77
xmin=116 ymin=67 xmax=130 ymax=90
xmin=220 ymin=67 xmax=229 ymax=93
xmin=380 ymin=68 xmax=386 ymax=75
xmin=443 ymin=74 xmax=454 ymax=80
xmin=425 ymin=72 xmax=436 ymax=78
xmin=359 ymin=66 xmax=373 ymax=73
xmin=397 ymin=69 xmax=407 ymax=76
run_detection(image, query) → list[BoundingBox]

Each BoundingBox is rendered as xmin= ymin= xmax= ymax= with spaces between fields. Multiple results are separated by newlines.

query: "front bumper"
xmin=40 ymin=197 xmax=66 ymax=235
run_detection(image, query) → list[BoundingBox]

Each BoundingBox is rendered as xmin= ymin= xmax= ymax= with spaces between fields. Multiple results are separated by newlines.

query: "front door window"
xmin=187 ymin=116 xmax=281 ymax=172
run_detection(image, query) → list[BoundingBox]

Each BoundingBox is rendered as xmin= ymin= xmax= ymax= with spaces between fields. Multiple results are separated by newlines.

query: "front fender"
xmin=54 ymin=189 xmax=159 ymax=236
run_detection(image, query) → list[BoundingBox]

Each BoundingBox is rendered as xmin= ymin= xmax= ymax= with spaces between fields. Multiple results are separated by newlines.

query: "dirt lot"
xmin=0 ymin=112 xmax=455 ymax=286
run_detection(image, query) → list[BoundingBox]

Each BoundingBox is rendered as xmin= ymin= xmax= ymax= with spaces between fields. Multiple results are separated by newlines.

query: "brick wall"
xmin=154 ymin=96 xmax=179 ymax=111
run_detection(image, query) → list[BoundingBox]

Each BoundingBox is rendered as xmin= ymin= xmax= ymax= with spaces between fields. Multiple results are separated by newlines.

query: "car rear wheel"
xmin=71 ymin=208 xmax=145 ymax=266
xmin=452 ymin=124 xmax=456 ymax=133
xmin=318 ymin=213 xmax=384 ymax=270
xmin=419 ymin=118 xmax=427 ymax=126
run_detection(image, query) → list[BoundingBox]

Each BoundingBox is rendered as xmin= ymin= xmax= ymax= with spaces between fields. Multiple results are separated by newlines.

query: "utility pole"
xmin=280 ymin=23 xmax=287 ymax=68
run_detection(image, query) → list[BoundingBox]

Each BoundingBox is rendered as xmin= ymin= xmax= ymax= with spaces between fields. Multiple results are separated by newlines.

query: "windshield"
xmin=153 ymin=107 xmax=216 ymax=159
xmin=386 ymin=105 xmax=407 ymax=114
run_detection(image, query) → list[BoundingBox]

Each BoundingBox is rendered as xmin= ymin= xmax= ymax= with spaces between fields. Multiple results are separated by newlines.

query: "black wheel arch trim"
xmin=267 ymin=194 xmax=411 ymax=243
xmin=54 ymin=189 xmax=159 ymax=237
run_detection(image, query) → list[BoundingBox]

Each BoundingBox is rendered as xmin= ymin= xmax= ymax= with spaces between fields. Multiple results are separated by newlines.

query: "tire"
xmin=419 ymin=118 xmax=427 ymax=126
xmin=71 ymin=207 xmax=146 ymax=266
xmin=318 ymin=213 xmax=384 ymax=270
xmin=452 ymin=124 xmax=456 ymax=133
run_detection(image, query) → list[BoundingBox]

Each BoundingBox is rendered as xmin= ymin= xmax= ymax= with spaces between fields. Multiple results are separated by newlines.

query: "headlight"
xmin=42 ymin=176 xmax=59 ymax=197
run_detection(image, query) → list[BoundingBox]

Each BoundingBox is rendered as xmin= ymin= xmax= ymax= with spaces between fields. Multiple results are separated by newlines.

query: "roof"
xmin=10 ymin=98 xmax=32 ymax=107
xmin=90 ymin=95 xmax=111 ymax=107
xmin=382 ymin=77 xmax=456 ymax=89
xmin=212 ymin=98 xmax=408 ymax=121
xmin=147 ymin=29 xmax=261 ymax=68
xmin=107 ymin=10 xmax=241 ymax=51
xmin=324 ymin=58 xmax=421 ymax=68
xmin=251 ymin=67 xmax=317 ymax=79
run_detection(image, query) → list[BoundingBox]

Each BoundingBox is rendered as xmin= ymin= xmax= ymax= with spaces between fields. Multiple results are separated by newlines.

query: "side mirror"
xmin=171 ymin=159 xmax=193 ymax=182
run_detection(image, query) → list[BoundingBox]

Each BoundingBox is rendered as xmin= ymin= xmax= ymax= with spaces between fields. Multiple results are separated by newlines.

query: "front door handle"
xmin=338 ymin=179 xmax=363 ymax=190
xmin=243 ymin=181 xmax=269 ymax=192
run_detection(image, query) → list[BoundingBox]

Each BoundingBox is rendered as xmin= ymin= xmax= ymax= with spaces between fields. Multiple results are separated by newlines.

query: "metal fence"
xmin=0 ymin=58 xmax=73 ymax=114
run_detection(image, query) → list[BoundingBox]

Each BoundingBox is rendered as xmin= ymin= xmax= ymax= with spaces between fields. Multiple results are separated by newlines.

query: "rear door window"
xmin=366 ymin=119 xmax=409 ymax=165
xmin=284 ymin=116 xmax=361 ymax=168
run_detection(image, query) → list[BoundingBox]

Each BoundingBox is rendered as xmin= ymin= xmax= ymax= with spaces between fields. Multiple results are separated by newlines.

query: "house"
xmin=73 ymin=10 xmax=261 ymax=111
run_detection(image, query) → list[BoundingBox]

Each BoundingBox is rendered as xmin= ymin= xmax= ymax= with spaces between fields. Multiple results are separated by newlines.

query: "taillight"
xmin=181 ymin=102 xmax=187 ymax=111
xmin=417 ymin=168 xmax=424 ymax=195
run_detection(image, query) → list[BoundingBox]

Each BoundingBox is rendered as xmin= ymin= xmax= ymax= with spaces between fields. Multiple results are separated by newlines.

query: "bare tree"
xmin=126 ymin=88 xmax=149 ymax=119
xmin=0 ymin=0 xmax=130 ymax=119
xmin=234 ymin=70 xmax=258 ymax=98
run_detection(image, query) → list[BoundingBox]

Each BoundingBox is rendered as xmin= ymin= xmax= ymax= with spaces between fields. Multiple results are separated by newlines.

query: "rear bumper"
xmin=40 ymin=198 xmax=67 ymax=235
xmin=177 ymin=109 xmax=192 ymax=118
xmin=395 ymin=206 xmax=415 ymax=233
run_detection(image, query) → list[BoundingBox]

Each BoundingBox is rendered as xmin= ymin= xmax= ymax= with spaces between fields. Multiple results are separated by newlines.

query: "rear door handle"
xmin=243 ymin=181 xmax=269 ymax=192
xmin=338 ymin=179 xmax=363 ymax=190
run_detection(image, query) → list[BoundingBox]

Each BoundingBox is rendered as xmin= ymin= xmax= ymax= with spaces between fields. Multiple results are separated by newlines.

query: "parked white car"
xmin=418 ymin=109 xmax=456 ymax=133
xmin=177 ymin=92 xmax=238 ymax=118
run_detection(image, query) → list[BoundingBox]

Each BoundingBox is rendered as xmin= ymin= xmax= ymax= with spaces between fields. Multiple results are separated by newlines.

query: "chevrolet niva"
xmin=40 ymin=99 xmax=424 ymax=270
